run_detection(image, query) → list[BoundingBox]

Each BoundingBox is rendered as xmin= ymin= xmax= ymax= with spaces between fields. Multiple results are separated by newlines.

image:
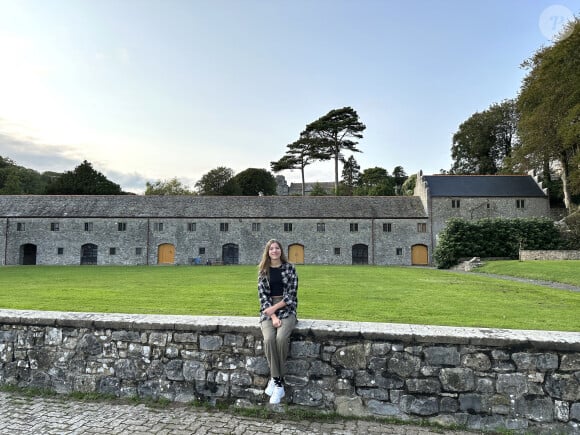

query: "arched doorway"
xmin=352 ymin=244 xmax=368 ymax=265
xmin=411 ymin=244 xmax=429 ymax=265
xmin=222 ymin=243 xmax=239 ymax=265
xmin=20 ymin=244 xmax=37 ymax=265
xmin=81 ymin=243 xmax=98 ymax=265
xmin=158 ymin=243 xmax=175 ymax=264
xmin=288 ymin=244 xmax=304 ymax=264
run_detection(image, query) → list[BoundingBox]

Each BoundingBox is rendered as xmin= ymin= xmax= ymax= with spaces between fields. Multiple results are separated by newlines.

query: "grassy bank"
xmin=0 ymin=264 xmax=578 ymax=331
xmin=476 ymin=259 xmax=580 ymax=286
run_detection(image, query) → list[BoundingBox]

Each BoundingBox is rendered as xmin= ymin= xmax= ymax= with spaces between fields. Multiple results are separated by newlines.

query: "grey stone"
xmin=290 ymin=341 xmax=320 ymax=358
xmin=366 ymin=399 xmax=405 ymax=417
xmin=332 ymin=344 xmax=366 ymax=369
xmin=244 ymin=356 xmax=269 ymax=376
xmin=515 ymin=396 xmax=554 ymax=422
xmin=400 ymin=395 xmax=439 ymax=416
xmin=439 ymin=368 xmax=475 ymax=392
xmin=292 ymin=386 xmax=324 ymax=406
xmin=388 ymin=352 xmax=421 ymax=377
xmin=496 ymin=373 xmax=528 ymax=396
xmin=165 ymin=359 xmax=184 ymax=381
xmin=183 ymin=360 xmax=206 ymax=382
xmin=334 ymin=396 xmax=367 ymax=417
xmin=199 ymin=335 xmax=222 ymax=351
xmin=545 ymin=373 xmax=580 ymax=401
xmin=555 ymin=400 xmax=570 ymax=422
xmin=570 ymin=403 xmax=580 ymax=421
xmin=406 ymin=378 xmax=441 ymax=394
xmin=77 ymin=334 xmax=102 ymax=355
xmin=424 ymin=347 xmax=460 ymax=366
xmin=561 ymin=353 xmax=580 ymax=371
xmin=461 ymin=353 xmax=491 ymax=371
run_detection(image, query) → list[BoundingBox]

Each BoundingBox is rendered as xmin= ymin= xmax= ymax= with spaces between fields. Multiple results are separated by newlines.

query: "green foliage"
xmin=194 ymin=166 xmax=240 ymax=195
xmin=400 ymin=173 xmax=416 ymax=196
xmin=451 ymin=99 xmax=518 ymax=175
xmin=145 ymin=178 xmax=194 ymax=195
xmin=0 ymin=156 xmax=50 ymax=194
xmin=514 ymin=19 xmax=580 ymax=208
xmin=309 ymin=182 xmax=328 ymax=196
xmin=0 ymin=265 xmax=578 ymax=331
xmin=232 ymin=168 xmax=277 ymax=196
xmin=434 ymin=218 xmax=564 ymax=268
xmin=340 ymin=155 xmax=360 ymax=195
xmin=45 ymin=160 xmax=123 ymax=195
xmin=354 ymin=167 xmax=396 ymax=196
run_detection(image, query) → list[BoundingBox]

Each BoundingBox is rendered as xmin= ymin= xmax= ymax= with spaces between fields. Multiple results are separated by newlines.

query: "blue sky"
xmin=0 ymin=0 xmax=578 ymax=193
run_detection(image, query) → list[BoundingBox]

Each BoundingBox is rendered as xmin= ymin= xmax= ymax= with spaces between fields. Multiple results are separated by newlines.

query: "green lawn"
xmin=0 ymin=264 xmax=578 ymax=331
xmin=476 ymin=259 xmax=580 ymax=286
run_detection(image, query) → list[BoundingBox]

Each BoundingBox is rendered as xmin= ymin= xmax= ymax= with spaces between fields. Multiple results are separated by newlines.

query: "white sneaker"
xmin=265 ymin=378 xmax=275 ymax=396
xmin=269 ymin=385 xmax=285 ymax=404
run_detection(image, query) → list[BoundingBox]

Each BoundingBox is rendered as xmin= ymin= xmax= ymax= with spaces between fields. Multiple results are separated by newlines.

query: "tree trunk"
xmin=559 ymin=153 xmax=572 ymax=211
xmin=334 ymin=153 xmax=339 ymax=195
xmin=300 ymin=168 xmax=305 ymax=196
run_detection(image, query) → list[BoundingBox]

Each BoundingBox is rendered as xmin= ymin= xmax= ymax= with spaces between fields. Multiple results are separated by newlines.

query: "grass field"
xmin=0 ymin=262 xmax=578 ymax=331
xmin=476 ymin=259 xmax=580 ymax=286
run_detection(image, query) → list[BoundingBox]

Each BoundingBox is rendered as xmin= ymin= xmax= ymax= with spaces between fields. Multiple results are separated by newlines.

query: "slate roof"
xmin=0 ymin=195 xmax=427 ymax=219
xmin=422 ymin=175 xmax=547 ymax=197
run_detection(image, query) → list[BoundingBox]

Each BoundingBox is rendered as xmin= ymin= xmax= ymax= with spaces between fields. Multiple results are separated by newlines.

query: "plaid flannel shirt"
xmin=258 ymin=262 xmax=298 ymax=322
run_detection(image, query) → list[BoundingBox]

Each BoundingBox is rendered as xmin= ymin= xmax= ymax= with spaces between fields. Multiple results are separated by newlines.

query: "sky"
xmin=0 ymin=0 xmax=578 ymax=194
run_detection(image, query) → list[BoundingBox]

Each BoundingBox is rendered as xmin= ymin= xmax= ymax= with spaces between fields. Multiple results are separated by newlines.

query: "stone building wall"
xmin=2 ymin=217 xmax=430 ymax=266
xmin=0 ymin=310 xmax=578 ymax=433
xmin=520 ymin=250 xmax=580 ymax=261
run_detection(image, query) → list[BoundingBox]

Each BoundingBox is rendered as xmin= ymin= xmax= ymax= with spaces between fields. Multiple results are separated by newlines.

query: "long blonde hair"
xmin=258 ymin=239 xmax=288 ymax=277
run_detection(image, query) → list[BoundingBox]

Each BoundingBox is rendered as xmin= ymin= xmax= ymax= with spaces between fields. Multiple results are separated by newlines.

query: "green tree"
xmin=354 ymin=167 xmax=395 ymax=196
xmin=309 ymin=182 xmax=328 ymax=196
xmin=194 ymin=166 xmax=240 ymax=195
xmin=340 ymin=155 xmax=360 ymax=195
xmin=400 ymin=173 xmax=417 ymax=196
xmin=0 ymin=156 xmax=48 ymax=194
xmin=233 ymin=168 xmax=277 ymax=196
xmin=451 ymin=99 xmax=518 ymax=175
xmin=513 ymin=19 xmax=580 ymax=209
xmin=271 ymin=132 xmax=326 ymax=196
xmin=392 ymin=166 xmax=408 ymax=195
xmin=45 ymin=161 xmax=123 ymax=195
xmin=304 ymin=107 xmax=366 ymax=194
xmin=145 ymin=178 xmax=194 ymax=195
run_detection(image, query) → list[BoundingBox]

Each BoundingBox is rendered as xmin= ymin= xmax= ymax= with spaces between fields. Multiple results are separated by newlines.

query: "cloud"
xmin=0 ymin=126 xmax=149 ymax=193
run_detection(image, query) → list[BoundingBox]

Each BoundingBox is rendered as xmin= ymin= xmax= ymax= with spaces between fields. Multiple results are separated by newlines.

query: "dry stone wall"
xmin=520 ymin=250 xmax=580 ymax=261
xmin=0 ymin=310 xmax=579 ymax=434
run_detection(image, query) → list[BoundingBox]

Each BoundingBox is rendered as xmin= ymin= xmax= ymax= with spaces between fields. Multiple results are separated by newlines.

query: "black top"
xmin=269 ymin=267 xmax=283 ymax=297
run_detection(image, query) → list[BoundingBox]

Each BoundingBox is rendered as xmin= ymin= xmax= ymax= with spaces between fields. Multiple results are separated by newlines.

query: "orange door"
xmin=411 ymin=244 xmax=428 ymax=265
xmin=288 ymin=244 xmax=304 ymax=264
xmin=158 ymin=243 xmax=175 ymax=264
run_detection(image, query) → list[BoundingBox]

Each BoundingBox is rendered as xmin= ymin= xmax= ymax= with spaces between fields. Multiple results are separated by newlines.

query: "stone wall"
xmin=0 ymin=310 xmax=579 ymax=433
xmin=520 ymin=250 xmax=580 ymax=261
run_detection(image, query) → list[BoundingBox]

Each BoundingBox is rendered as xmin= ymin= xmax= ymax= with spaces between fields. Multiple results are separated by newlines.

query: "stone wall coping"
xmin=1 ymin=309 xmax=578 ymax=350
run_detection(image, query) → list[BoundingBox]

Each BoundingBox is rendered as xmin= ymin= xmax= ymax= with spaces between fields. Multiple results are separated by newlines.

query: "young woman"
xmin=257 ymin=239 xmax=298 ymax=405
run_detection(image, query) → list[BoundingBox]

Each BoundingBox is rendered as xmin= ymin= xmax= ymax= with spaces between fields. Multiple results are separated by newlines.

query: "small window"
xmin=383 ymin=223 xmax=392 ymax=232
xmin=57 ymin=247 xmax=64 ymax=255
xmin=516 ymin=199 xmax=525 ymax=209
xmin=109 ymin=247 xmax=117 ymax=255
xmin=220 ymin=222 xmax=229 ymax=232
xmin=252 ymin=223 xmax=261 ymax=231
xmin=417 ymin=223 xmax=427 ymax=233
xmin=317 ymin=223 xmax=325 ymax=232
xmin=17 ymin=222 xmax=25 ymax=231
xmin=51 ymin=222 xmax=59 ymax=231
xmin=135 ymin=247 xmax=143 ymax=255
xmin=396 ymin=248 xmax=403 ymax=255
xmin=487 ymin=203 xmax=490 ymax=209
xmin=452 ymin=199 xmax=460 ymax=208
xmin=118 ymin=222 xmax=127 ymax=231
xmin=334 ymin=247 xmax=341 ymax=255
xmin=199 ymin=247 xmax=206 ymax=255
xmin=188 ymin=222 xmax=196 ymax=232
xmin=154 ymin=222 xmax=164 ymax=232
xmin=84 ymin=222 xmax=93 ymax=232
xmin=284 ymin=223 xmax=293 ymax=232
xmin=350 ymin=223 xmax=359 ymax=232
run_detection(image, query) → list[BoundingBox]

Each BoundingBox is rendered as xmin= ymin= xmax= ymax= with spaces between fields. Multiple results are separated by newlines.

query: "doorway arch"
xmin=352 ymin=244 xmax=368 ymax=265
xmin=81 ymin=243 xmax=98 ymax=265
xmin=411 ymin=244 xmax=429 ymax=265
xmin=158 ymin=243 xmax=175 ymax=264
xmin=288 ymin=244 xmax=304 ymax=264
xmin=20 ymin=244 xmax=37 ymax=265
xmin=222 ymin=243 xmax=239 ymax=265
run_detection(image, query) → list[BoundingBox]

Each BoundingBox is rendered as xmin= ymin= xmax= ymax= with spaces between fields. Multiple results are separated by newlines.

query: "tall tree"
xmin=304 ymin=107 xmax=366 ymax=194
xmin=45 ymin=160 xmax=123 ymax=195
xmin=340 ymin=155 xmax=360 ymax=196
xmin=233 ymin=168 xmax=277 ymax=196
xmin=145 ymin=178 xmax=194 ymax=195
xmin=513 ymin=19 xmax=580 ymax=209
xmin=392 ymin=166 xmax=408 ymax=195
xmin=194 ymin=166 xmax=240 ymax=195
xmin=450 ymin=99 xmax=518 ymax=175
xmin=271 ymin=132 xmax=326 ymax=196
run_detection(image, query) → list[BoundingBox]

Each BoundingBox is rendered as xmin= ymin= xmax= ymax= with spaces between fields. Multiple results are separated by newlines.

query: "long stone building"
xmin=0 ymin=171 xmax=551 ymax=267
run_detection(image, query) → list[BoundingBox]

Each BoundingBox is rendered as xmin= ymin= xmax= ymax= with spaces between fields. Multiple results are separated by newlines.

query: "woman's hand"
xmin=263 ymin=306 xmax=276 ymax=317
xmin=271 ymin=315 xmax=282 ymax=328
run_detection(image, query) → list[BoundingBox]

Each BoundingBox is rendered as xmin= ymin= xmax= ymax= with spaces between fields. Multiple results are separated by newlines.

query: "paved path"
xmin=0 ymin=391 xmax=481 ymax=435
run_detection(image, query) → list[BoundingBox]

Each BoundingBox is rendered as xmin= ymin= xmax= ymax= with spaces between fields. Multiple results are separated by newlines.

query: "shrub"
xmin=434 ymin=218 xmax=563 ymax=269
